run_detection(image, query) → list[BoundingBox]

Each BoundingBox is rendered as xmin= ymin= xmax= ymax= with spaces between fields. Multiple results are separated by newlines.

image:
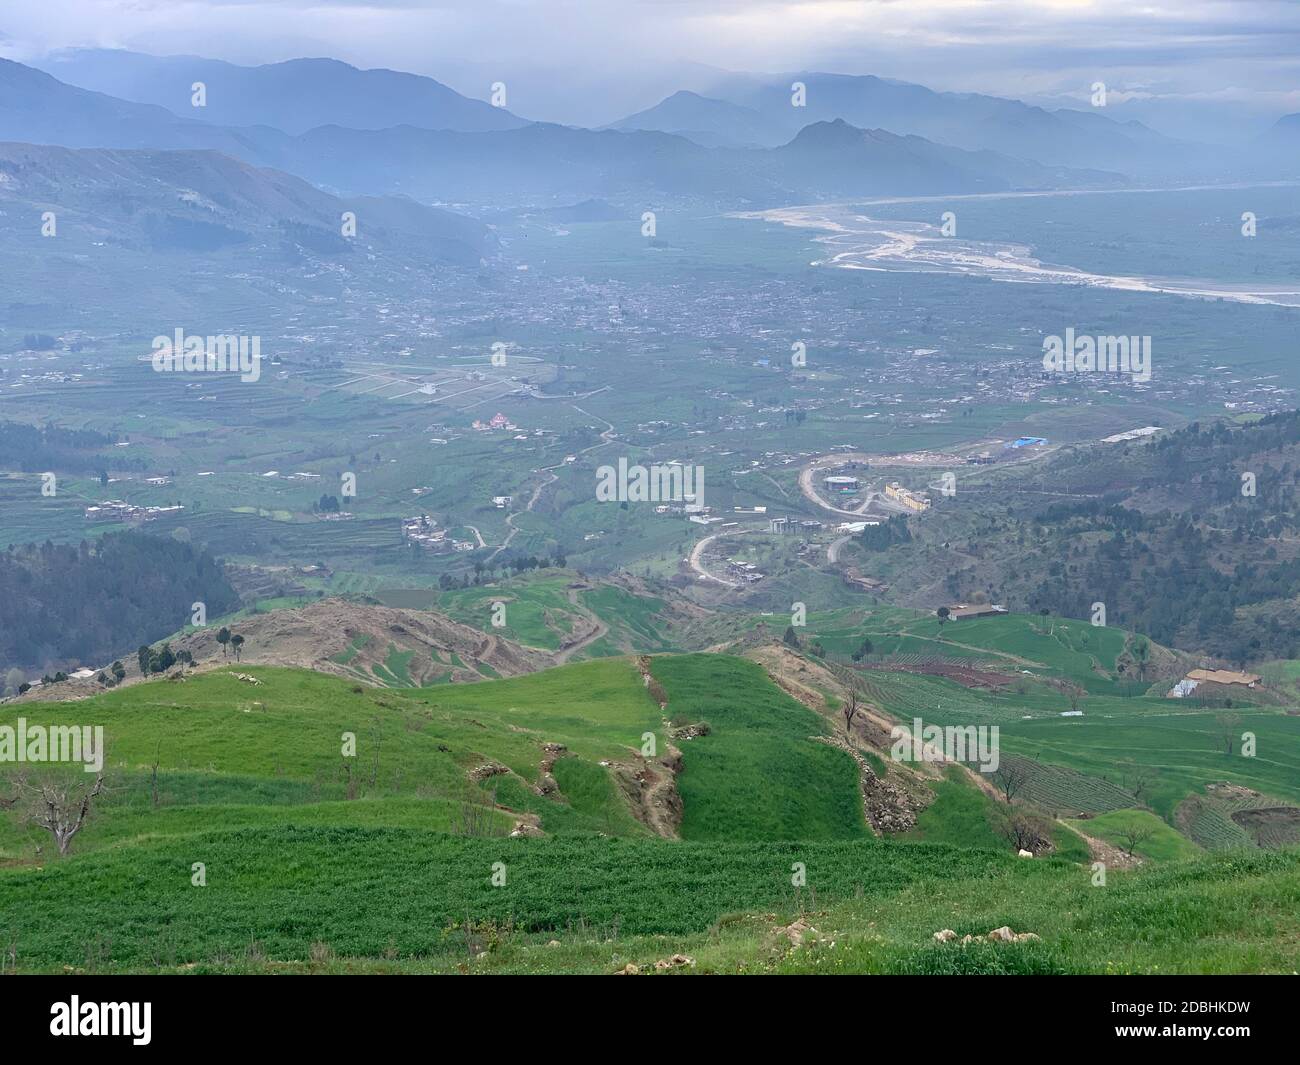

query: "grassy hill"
xmin=2 ymin=631 xmax=1298 ymax=974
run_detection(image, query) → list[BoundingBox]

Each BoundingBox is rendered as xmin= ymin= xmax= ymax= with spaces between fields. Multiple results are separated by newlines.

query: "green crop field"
xmin=1 ymin=825 xmax=1295 ymax=974
xmin=651 ymin=654 xmax=870 ymax=841
xmin=1 ymin=642 xmax=1298 ymax=974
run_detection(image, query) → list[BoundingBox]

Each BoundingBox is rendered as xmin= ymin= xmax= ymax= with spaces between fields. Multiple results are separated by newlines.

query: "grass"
xmin=1 ymin=646 xmax=1297 ymax=974
xmin=0 ymin=826 xmax=1294 ymax=973
xmin=808 ymin=608 xmax=1137 ymax=694
xmin=902 ymin=768 xmax=1004 ymax=850
xmin=651 ymin=654 xmax=870 ymax=842
xmin=1068 ymin=809 xmax=1203 ymax=863
xmin=0 ymin=658 xmax=666 ymax=861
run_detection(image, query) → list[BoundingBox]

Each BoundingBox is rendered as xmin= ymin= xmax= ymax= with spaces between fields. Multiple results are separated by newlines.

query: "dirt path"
xmin=553 ymin=586 xmax=609 ymax=663
xmin=827 ymin=533 xmax=852 ymax=563
xmin=1066 ymin=822 xmax=1143 ymax=869
xmin=876 ymin=630 xmax=1045 ymax=668
xmin=798 ymin=457 xmax=880 ymax=517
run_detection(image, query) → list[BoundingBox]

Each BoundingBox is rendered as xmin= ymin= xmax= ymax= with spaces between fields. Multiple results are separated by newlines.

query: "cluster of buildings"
xmin=726 ymin=558 xmax=765 ymax=583
xmin=400 ymin=514 xmax=475 ymax=552
xmin=471 ymin=412 xmax=516 ymax=432
xmin=84 ymin=500 xmax=184 ymax=523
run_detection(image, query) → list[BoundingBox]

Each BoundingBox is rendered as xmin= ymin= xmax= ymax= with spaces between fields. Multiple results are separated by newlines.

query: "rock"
xmin=775 ymin=918 xmax=813 ymax=947
xmin=982 ymin=926 xmax=1040 ymax=943
xmin=615 ymin=962 xmax=641 ymax=975
xmin=933 ymin=928 xmax=958 ymax=943
xmin=1018 ymin=848 xmax=1034 ymax=858
xmin=651 ymin=953 xmax=694 ymax=970
xmin=546 ymin=940 xmax=561 ymax=947
xmin=469 ymin=761 xmax=508 ymax=782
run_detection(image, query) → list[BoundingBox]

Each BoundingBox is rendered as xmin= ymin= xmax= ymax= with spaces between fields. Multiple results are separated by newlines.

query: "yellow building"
xmin=885 ymin=482 xmax=930 ymax=512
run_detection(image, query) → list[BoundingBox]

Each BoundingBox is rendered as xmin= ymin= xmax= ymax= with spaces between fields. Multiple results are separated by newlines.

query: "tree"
xmin=782 ymin=625 xmax=800 ymax=650
xmin=231 ymin=634 xmax=245 ymax=662
xmin=3 ymin=667 xmax=24 ymax=697
xmin=1215 ymin=712 xmax=1243 ymax=756
xmin=216 ymin=627 xmax=231 ymax=658
xmin=842 ymin=689 xmax=861 ymax=738
xmin=111 ymin=661 xmax=126 ymax=684
xmin=1118 ymin=758 xmax=1157 ymax=804
xmin=151 ymin=643 xmax=176 ymax=674
xmin=936 ymin=606 xmax=950 ymax=632
xmin=1065 ymin=683 xmax=1085 ymax=715
xmin=7 ymin=771 xmax=106 ymax=855
xmin=851 ymin=637 xmax=873 ymax=662
xmin=137 ymin=644 xmax=151 ymax=675
xmin=991 ymin=761 xmax=1028 ymax=805
xmin=1116 ymin=818 xmax=1155 ymax=858
xmin=995 ymin=808 xmax=1050 ymax=854
xmin=1130 ymin=637 xmax=1151 ymax=681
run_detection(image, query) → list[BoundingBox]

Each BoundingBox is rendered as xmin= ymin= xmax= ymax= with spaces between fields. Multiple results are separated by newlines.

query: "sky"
xmin=2 ymin=0 xmax=1298 ymax=128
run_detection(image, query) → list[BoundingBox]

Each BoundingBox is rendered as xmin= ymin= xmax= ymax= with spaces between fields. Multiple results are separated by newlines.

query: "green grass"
xmin=1068 ymin=809 xmax=1202 ymax=863
xmin=329 ymin=633 xmax=371 ymax=666
xmin=808 ymin=607 xmax=1138 ymax=694
xmin=4 ymin=640 xmax=1296 ymax=975
xmin=0 ymin=825 xmax=1294 ymax=973
xmin=651 ymin=654 xmax=870 ymax=842
xmin=0 ymin=658 xmax=667 ymax=862
xmin=902 ymin=768 xmax=1004 ymax=850
xmin=435 ymin=577 xmax=577 ymax=650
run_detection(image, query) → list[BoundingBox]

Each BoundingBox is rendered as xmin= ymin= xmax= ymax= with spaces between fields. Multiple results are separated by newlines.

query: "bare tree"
xmin=842 ymin=689 xmax=861 ymax=738
xmin=1118 ymin=758 xmax=1157 ymax=804
xmin=1066 ymin=683 xmax=1085 ymax=715
xmin=150 ymin=740 xmax=162 ymax=809
xmin=368 ymin=722 xmax=383 ymax=789
xmin=991 ymin=761 xmax=1028 ymax=805
xmin=11 ymin=772 xmax=106 ymax=855
xmin=1215 ymin=712 xmax=1242 ymax=756
xmin=996 ymin=809 xmax=1049 ymax=853
xmin=1117 ymin=820 xmax=1155 ymax=858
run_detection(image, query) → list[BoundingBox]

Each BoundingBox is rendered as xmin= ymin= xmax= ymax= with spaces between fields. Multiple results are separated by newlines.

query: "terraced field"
xmin=2 ymin=625 xmax=1298 ymax=974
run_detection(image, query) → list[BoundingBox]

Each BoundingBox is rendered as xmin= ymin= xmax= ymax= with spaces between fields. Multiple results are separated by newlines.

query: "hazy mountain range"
xmin=2 ymin=56 xmax=1123 ymax=210
xmin=38 ymin=49 xmax=1300 ymax=184
xmin=1 ymin=49 xmax=1295 ymax=224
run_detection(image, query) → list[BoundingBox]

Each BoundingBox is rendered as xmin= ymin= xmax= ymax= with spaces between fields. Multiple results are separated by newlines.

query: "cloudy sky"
xmin=3 ymin=0 xmax=1298 ymax=127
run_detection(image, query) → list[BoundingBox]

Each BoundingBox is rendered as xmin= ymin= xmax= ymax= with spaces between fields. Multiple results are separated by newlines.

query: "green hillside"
xmin=2 ymin=638 xmax=1299 ymax=974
